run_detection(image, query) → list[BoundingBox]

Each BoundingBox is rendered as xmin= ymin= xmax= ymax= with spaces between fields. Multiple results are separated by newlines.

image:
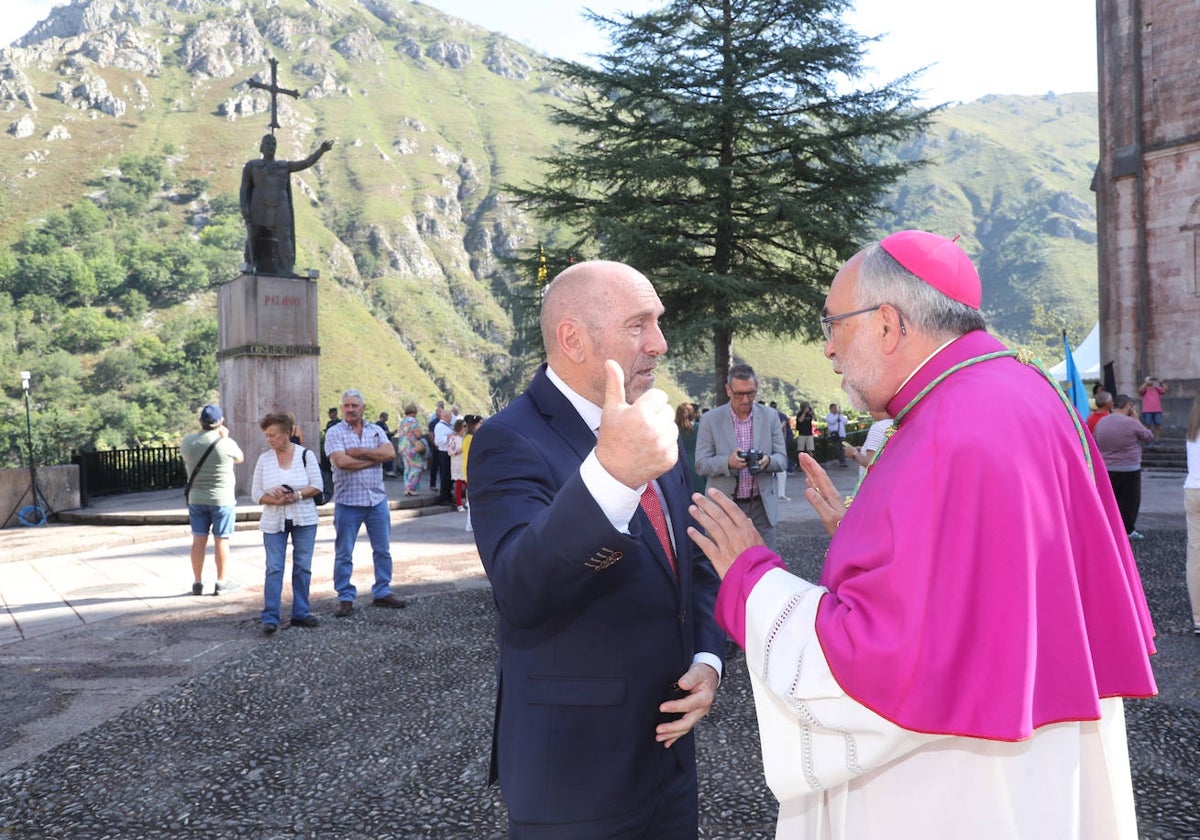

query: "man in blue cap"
xmin=181 ymin=404 xmax=245 ymax=595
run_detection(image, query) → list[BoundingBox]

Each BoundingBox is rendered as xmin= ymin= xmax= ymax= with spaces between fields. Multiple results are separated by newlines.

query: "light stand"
xmin=17 ymin=370 xmax=48 ymax=526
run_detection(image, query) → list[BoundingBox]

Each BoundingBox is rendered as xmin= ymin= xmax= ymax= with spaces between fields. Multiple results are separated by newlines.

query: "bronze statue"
xmin=240 ymin=134 xmax=334 ymax=276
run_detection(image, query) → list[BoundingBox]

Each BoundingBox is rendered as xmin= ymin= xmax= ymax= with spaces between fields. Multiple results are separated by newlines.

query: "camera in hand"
xmin=738 ymin=449 xmax=764 ymax=475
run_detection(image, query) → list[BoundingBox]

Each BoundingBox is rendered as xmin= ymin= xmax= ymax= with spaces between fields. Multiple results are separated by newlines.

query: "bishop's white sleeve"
xmin=742 ymin=568 xmax=946 ymax=800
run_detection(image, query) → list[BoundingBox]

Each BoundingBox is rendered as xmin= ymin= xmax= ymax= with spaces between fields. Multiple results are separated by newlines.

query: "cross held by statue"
xmin=247 ymin=57 xmax=299 ymax=133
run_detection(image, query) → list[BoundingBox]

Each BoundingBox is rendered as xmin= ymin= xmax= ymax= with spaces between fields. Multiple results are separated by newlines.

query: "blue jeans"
xmin=333 ymin=500 xmax=393 ymax=601
xmin=261 ymin=524 xmax=316 ymax=626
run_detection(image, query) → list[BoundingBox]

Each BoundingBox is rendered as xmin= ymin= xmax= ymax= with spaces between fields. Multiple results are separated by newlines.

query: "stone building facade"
xmin=1095 ymin=0 xmax=1200 ymax=429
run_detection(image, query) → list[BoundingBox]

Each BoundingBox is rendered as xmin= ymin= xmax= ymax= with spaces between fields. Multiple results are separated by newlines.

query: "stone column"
xmin=217 ymin=272 xmax=320 ymax=497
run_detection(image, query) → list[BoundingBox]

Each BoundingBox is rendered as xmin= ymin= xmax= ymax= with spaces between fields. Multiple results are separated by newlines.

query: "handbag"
xmin=412 ymin=436 xmax=426 ymax=454
xmin=301 ymin=448 xmax=332 ymax=505
xmin=183 ymin=439 xmax=220 ymax=504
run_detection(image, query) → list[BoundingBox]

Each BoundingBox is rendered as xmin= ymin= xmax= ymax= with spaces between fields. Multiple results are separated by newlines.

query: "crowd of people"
xmin=181 ymin=395 xmax=486 ymax=633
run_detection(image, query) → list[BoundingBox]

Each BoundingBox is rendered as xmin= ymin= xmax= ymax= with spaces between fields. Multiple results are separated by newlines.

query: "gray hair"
xmin=341 ymin=389 xmax=365 ymax=404
xmin=727 ymin=363 xmax=757 ymax=385
xmin=855 ymin=243 xmax=986 ymax=340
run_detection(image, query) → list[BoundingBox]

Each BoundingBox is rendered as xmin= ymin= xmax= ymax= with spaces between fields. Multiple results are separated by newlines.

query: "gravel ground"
xmin=0 ymin=531 xmax=1197 ymax=839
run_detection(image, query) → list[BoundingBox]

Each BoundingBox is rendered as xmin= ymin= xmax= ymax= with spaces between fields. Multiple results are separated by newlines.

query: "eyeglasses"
xmin=728 ymin=388 xmax=757 ymax=399
xmin=819 ymin=306 xmax=882 ymax=341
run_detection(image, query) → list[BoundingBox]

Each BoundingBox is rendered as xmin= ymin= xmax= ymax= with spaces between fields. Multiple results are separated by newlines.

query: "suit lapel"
xmin=526 ymin=366 xmax=599 ymax=463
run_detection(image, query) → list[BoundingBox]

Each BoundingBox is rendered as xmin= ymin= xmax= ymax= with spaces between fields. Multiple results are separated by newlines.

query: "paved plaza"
xmin=0 ymin=469 xmax=1197 ymax=837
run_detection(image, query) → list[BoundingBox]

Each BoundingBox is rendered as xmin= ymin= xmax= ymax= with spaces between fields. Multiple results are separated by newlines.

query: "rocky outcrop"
xmin=166 ymin=0 xmax=231 ymax=13
xmin=53 ymin=71 xmax=126 ymax=117
xmin=332 ymin=27 xmax=385 ymax=64
xmin=17 ymin=0 xmax=149 ymax=47
xmin=77 ymin=22 xmax=163 ymax=74
xmin=465 ymin=192 xmax=536 ymax=282
xmin=8 ymin=114 xmax=34 ymax=137
xmin=1047 ymin=190 xmax=1096 ymax=222
xmin=180 ymin=14 xmax=267 ymax=79
xmin=0 ymin=63 xmax=36 ymax=111
xmin=483 ymin=43 xmax=531 ymax=81
xmin=373 ymin=219 xmax=444 ymax=280
xmin=216 ymin=91 xmax=269 ymax=122
xmin=359 ymin=0 xmax=407 ymax=27
xmin=396 ymin=38 xmax=422 ymax=62
xmin=425 ymin=41 xmax=472 ymax=70
xmin=295 ymin=60 xmax=347 ymax=99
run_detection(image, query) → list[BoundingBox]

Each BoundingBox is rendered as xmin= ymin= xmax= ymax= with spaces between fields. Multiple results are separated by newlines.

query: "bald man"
xmin=468 ymin=261 xmax=724 ymax=838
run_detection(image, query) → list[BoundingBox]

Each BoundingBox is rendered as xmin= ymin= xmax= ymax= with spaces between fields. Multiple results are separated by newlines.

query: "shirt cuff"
xmin=715 ymin=545 xmax=787 ymax=649
xmin=579 ymin=450 xmax=641 ymax=533
xmin=693 ymin=651 xmax=723 ymax=683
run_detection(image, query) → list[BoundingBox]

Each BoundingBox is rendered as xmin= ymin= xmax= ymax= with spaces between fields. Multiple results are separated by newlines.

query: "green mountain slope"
xmin=0 ymin=0 xmax=1100 ymax=465
xmin=875 ymin=92 xmax=1099 ymax=350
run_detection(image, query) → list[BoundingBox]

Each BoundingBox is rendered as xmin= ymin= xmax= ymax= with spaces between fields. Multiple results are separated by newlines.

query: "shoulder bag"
xmin=301 ymin=448 xmax=332 ymax=505
xmin=183 ymin=439 xmax=221 ymax=504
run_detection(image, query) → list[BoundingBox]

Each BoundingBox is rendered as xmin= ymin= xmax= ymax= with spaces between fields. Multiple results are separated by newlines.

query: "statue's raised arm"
xmin=287 ymin=139 xmax=335 ymax=174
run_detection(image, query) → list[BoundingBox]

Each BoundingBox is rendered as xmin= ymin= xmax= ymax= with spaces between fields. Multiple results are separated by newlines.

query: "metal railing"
xmin=72 ymin=446 xmax=186 ymax=504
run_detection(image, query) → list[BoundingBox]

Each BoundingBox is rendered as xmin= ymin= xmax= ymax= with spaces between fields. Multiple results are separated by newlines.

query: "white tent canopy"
xmin=1049 ymin=322 xmax=1100 ymax=381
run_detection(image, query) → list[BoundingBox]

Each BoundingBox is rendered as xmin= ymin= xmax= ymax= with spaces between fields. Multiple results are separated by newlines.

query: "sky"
xmin=0 ymin=0 xmax=1099 ymax=105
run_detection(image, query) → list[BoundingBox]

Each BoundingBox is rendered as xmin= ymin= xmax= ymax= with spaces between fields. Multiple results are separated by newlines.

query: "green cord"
xmin=865 ymin=348 xmax=1093 ymax=477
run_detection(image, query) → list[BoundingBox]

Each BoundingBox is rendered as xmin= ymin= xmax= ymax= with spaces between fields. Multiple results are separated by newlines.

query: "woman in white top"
xmin=1185 ymin=389 xmax=1200 ymax=635
xmin=844 ymin=413 xmax=893 ymax=488
xmin=449 ymin=418 xmax=466 ymax=510
xmin=251 ymin=412 xmax=325 ymax=634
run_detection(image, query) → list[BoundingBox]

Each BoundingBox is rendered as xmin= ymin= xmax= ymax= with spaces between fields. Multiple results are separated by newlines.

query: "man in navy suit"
xmin=469 ymin=261 xmax=725 ymax=838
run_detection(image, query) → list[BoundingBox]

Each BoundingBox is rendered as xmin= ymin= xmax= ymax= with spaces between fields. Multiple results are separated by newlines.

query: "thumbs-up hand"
xmin=595 ymin=359 xmax=678 ymax=489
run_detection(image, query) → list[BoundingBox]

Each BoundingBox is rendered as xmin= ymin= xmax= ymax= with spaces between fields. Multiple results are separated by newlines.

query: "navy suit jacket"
xmin=469 ymin=365 xmax=725 ymax=825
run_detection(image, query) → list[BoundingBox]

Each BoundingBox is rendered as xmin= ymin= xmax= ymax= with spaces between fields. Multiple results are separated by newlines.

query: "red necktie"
xmin=640 ymin=482 xmax=677 ymax=576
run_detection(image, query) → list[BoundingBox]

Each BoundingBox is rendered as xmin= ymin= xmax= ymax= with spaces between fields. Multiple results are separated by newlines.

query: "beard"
xmin=839 ymin=340 xmax=883 ymax=412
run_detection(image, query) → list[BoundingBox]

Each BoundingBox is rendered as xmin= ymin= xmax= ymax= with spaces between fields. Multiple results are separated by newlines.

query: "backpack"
xmin=301 ymin=449 xmax=333 ymax=505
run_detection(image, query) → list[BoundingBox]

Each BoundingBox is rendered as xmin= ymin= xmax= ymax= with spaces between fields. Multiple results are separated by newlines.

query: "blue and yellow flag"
xmin=1063 ymin=330 xmax=1091 ymax=421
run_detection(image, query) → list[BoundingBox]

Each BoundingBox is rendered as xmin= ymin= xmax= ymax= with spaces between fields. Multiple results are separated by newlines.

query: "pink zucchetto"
xmin=880 ymin=230 xmax=982 ymax=310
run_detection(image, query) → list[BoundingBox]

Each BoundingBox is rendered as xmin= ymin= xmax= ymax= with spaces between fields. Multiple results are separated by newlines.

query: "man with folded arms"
xmin=325 ymin=389 xmax=407 ymax=616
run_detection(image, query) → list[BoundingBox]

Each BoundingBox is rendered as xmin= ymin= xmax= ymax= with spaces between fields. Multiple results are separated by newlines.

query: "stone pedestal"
xmin=218 ymin=272 xmax=320 ymax=496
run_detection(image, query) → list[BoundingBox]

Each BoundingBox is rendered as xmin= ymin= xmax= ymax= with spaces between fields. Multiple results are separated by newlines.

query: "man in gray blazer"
xmin=694 ymin=364 xmax=788 ymax=549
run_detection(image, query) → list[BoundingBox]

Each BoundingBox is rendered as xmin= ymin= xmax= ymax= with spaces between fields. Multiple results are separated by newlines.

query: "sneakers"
xmin=214 ymin=580 xmax=242 ymax=594
xmin=191 ymin=582 xmax=204 ymax=596
xmin=290 ymin=616 xmax=320 ymax=628
xmin=1193 ymin=625 xmax=1200 ymax=636
xmin=1127 ymin=530 xmax=1144 ymax=541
